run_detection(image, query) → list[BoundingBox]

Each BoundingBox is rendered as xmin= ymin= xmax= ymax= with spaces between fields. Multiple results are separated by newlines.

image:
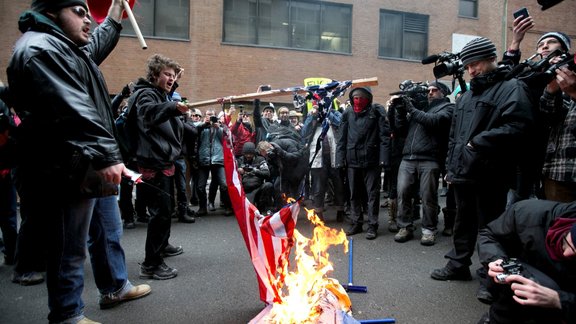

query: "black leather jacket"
xmin=8 ymin=11 xmax=123 ymax=172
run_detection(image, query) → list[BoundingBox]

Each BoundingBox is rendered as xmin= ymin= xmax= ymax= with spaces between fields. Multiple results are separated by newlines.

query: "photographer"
xmin=540 ymin=54 xmax=576 ymax=202
xmin=236 ymin=142 xmax=273 ymax=213
xmin=230 ymin=105 xmax=255 ymax=159
xmin=391 ymin=81 xmax=453 ymax=246
xmin=477 ymin=199 xmax=576 ymax=324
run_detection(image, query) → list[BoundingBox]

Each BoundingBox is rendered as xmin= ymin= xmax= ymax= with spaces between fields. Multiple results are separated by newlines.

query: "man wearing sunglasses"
xmin=477 ymin=199 xmax=576 ymax=324
xmin=7 ymin=1 xmax=150 ymax=323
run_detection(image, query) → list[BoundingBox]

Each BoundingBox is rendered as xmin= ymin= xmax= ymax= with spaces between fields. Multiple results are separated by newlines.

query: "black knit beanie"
xmin=31 ymin=0 xmax=88 ymax=12
xmin=460 ymin=37 xmax=497 ymax=67
xmin=429 ymin=81 xmax=451 ymax=97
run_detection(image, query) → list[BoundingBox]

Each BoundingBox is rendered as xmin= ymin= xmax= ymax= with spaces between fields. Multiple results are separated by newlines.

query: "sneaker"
xmin=162 ymin=244 xmax=184 ymax=257
xmin=365 ymin=226 xmax=377 ymax=240
xmin=99 ymin=283 xmax=151 ymax=309
xmin=420 ymin=233 xmax=436 ymax=246
xmin=12 ymin=271 xmax=45 ymax=286
xmin=394 ymin=228 xmax=413 ymax=243
xmin=208 ymin=203 xmax=216 ymax=211
xmin=78 ymin=317 xmax=102 ymax=324
xmin=430 ymin=266 xmax=472 ymax=281
xmin=139 ymin=263 xmax=178 ymax=280
xmin=345 ymin=224 xmax=363 ymax=236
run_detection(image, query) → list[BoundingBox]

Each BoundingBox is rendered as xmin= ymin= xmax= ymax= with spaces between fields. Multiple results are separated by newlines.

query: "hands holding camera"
xmin=488 ymin=259 xmax=561 ymax=309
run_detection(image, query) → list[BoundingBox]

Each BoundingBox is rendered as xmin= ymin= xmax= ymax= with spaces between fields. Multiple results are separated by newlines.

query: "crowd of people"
xmin=0 ymin=1 xmax=575 ymax=323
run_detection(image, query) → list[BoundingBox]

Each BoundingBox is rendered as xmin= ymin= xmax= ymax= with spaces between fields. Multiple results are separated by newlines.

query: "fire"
xmin=264 ymin=208 xmax=350 ymax=323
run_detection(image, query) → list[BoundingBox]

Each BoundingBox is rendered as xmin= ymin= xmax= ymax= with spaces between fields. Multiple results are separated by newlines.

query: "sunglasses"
xmin=563 ymin=233 xmax=576 ymax=254
xmin=70 ymin=6 xmax=91 ymax=20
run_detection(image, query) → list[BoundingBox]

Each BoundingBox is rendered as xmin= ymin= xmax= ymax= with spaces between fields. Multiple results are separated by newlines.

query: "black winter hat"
xmin=460 ymin=37 xmax=497 ymax=67
xmin=242 ymin=142 xmax=256 ymax=155
xmin=348 ymin=86 xmax=373 ymax=102
xmin=31 ymin=0 xmax=87 ymax=12
xmin=429 ymin=81 xmax=451 ymax=97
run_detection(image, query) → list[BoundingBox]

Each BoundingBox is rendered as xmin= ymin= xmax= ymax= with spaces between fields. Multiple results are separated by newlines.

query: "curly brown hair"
xmin=145 ymin=54 xmax=182 ymax=82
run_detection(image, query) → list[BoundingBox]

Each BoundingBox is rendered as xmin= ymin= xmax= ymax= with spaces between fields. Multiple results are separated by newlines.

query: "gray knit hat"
xmin=31 ymin=0 xmax=87 ymax=12
xmin=459 ymin=37 xmax=497 ymax=67
xmin=537 ymin=32 xmax=571 ymax=52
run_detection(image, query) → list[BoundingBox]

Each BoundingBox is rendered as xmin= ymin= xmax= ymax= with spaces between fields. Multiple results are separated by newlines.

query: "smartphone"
xmin=260 ymin=85 xmax=272 ymax=91
xmin=513 ymin=7 xmax=530 ymax=19
xmin=210 ymin=116 xmax=218 ymax=123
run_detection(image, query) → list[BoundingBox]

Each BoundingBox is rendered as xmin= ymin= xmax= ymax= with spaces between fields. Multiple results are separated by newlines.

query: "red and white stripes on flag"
xmin=223 ymin=133 xmax=300 ymax=304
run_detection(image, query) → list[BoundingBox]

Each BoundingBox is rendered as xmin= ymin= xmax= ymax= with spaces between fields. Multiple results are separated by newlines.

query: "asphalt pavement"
xmin=0 ymin=194 xmax=488 ymax=324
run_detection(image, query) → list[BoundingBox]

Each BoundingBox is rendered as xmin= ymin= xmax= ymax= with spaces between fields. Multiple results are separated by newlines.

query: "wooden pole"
xmin=123 ymin=0 xmax=147 ymax=49
xmin=186 ymin=77 xmax=378 ymax=109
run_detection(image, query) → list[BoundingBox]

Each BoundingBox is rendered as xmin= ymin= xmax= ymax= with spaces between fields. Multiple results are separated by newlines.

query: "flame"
xmin=265 ymin=208 xmax=350 ymax=323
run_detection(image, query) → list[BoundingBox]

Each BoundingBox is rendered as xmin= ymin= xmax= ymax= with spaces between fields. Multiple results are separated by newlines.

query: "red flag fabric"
xmin=223 ymin=132 xmax=300 ymax=304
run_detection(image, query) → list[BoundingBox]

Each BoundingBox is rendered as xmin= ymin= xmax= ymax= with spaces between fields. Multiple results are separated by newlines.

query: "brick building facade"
xmin=0 ymin=0 xmax=574 ymax=109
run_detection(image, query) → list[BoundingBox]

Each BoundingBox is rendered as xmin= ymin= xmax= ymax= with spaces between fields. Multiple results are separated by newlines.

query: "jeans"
xmin=173 ymin=157 xmax=188 ymax=213
xmin=197 ymin=165 xmax=230 ymax=209
xmin=397 ymin=160 xmax=440 ymax=233
xmin=16 ymin=165 xmax=130 ymax=322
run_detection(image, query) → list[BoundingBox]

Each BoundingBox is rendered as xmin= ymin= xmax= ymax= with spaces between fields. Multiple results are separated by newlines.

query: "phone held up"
xmin=513 ymin=7 xmax=530 ymax=19
xmin=260 ymin=85 xmax=272 ymax=91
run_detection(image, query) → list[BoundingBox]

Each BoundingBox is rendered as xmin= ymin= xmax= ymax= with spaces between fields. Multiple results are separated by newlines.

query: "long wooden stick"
xmin=186 ymin=77 xmax=378 ymax=109
xmin=123 ymin=0 xmax=147 ymax=49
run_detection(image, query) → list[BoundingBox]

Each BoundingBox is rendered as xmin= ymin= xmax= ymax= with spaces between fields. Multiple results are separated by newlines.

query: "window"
xmin=379 ymin=10 xmax=428 ymax=61
xmin=459 ymin=0 xmax=478 ymax=18
xmin=121 ymin=0 xmax=190 ymax=40
xmin=223 ymin=0 xmax=352 ymax=54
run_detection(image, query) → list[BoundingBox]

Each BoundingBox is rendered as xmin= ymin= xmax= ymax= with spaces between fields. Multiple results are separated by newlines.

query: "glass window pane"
xmin=459 ymin=0 xmax=477 ymax=18
xmin=155 ymin=0 xmax=190 ymax=38
xmin=321 ymin=4 xmax=351 ymax=53
xmin=379 ymin=12 xmax=402 ymax=57
xmin=224 ymin=0 xmax=257 ymax=43
xmin=258 ymin=0 xmax=289 ymax=47
xmin=404 ymin=32 xmax=427 ymax=60
xmin=290 ymin=1 xmax=320 ymax=50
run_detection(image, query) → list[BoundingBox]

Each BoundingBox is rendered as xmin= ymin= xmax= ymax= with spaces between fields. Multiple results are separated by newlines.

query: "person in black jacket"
xmin=477 ymin=199 xmax=576 ymax=324
xmin=430 ymin=38 xmax=534 ymax=297
xmin=336 ymin=87 xmax=389 ymax=240
xmin=7 ymin=1 xmax=151 ymax=322
xmin=131 ymin=54 xmax=191 ymax=281
xmin=392 ymin=81 xmax=454 ymax=246
xmin=237 ymin=142 xmax=273 ymax=212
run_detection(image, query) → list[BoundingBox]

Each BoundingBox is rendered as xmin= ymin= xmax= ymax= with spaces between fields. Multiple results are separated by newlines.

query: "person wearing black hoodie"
xmin=336 ymin=87 xmax=389 ymax=240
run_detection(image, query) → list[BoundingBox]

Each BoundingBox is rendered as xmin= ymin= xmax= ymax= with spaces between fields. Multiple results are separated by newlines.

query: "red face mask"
xmin=353 ymin=97 xmax=370 ymax=113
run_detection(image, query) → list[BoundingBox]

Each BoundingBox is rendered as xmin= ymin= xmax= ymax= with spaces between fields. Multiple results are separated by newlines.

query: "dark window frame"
xmin=378 ymin=9 xmax=429 ymax=62
xmin=222 ymin=0 xmax=352 ymax=55
xmin=458 ymin=0 xmax=478 ymax=19
xmin=120 ymin=0 xmax=190 ymax=41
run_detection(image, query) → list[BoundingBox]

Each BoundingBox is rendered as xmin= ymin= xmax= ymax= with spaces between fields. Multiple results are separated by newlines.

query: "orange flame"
xmin=265 ymin=208 xmax=350 ymax=323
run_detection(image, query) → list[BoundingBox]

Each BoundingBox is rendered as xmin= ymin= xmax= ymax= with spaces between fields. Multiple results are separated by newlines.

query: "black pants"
xmin=143 ymin=172 xmax=173 ymax=266
xmin=347 ymin=166 xmax=381 ymax=228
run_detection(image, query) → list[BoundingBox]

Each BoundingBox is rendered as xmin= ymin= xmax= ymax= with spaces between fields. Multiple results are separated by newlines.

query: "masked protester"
xmin=336 ymin=87 xmax=390 ymax=240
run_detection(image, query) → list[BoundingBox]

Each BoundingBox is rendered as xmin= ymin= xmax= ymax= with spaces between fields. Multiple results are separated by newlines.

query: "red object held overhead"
xmin=87 ymin=0 xmax=136 ymax=24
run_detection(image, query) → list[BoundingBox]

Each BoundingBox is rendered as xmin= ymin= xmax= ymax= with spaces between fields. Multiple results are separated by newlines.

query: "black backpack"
xmin=115 ymin=89 xmax=143 ymax=160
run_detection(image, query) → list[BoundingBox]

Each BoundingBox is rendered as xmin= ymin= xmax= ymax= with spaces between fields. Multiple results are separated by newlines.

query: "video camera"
xmin=542 ymin=52 xmax=576 ymax=82
xmin=495 ymin=258 xmax=536 ymax=283
xmin=422 ymin=52 xmax=463 ymax=79
xmin=505 ymin=49 xmax=564 ymax=80
xmin=389 ymin=80 xmax=429 ymax=110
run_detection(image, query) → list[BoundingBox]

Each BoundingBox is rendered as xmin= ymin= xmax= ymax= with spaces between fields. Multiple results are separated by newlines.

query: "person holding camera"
xmin=391 ymin=81 xmax=454 ymax=246
xmin=431 ymin=37 xmax=534 ymax=288
xmin=477 ymin=199 xmax=576 ymax=324
xmin=236 ymin=142 xmax=274 ymax=212
xmin=196 ymin=109 xmax=233 ymax=216
xmin=230 ymin=104 xmax=255 ymax=159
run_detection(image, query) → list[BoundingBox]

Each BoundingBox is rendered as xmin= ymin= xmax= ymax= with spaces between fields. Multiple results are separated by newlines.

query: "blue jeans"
xmin=46 ymin=196 xmax=129 ymax=323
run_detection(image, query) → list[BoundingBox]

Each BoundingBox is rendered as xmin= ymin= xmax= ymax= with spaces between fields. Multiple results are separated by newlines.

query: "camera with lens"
xmin=242 ymin=164 xmax=253 ymax=172
xmin=432 ymin=53 xmax=463 ymax=79
xmin=390 ymin=80 xmax=429 ymax=110
xmin=496 ymin=258 xmax=525 ymax=283
xmin=542 ymin=53 xmax=576 ymax=82
xmin=209 ymin=115 xmax=218 ymax=123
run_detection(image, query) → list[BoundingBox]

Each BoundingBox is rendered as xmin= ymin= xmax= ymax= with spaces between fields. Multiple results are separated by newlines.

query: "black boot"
xmin=178 ymin=207 xmax=196 ymax=223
